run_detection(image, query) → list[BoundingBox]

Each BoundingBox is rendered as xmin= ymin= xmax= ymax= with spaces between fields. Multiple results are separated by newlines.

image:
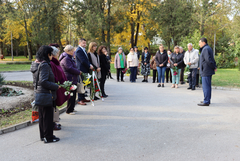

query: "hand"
xmin=144 ymin=63 xmax=147 ymax=65
xmin=188 ymin=62 xmax=191 ymax=66
xmin=90 ymin=65 xmax=94 ymax=70
xmin=58 ymin=86 xmax=61 ymax=89
xmin=97 ymin=68 xmax=101 ymax=72
xmin=215 ymin=68 xmax=217 ymax=72
xmin=79 ymin=71 xmax=82 ymax=75
xmin=174 ymin=63 xmax=178 ymax=66
xmin=198 ymin=67 xmax=200 ymax=70
xmin=160 ymin=64 xmax=163 ymax=67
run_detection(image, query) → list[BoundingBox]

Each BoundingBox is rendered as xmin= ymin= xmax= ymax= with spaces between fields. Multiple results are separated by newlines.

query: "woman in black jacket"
xmin=169 ymin=46 xmax=183 ymax=88
xmin=155 ymin=44 xmax=168 ymax=87
xmin=31 ymin=45 xmax=60 ymax=143
xmin=98 ymin=45 xmax=110 ymax=98
xmin=141 ymin=47 xmax=151 ymax=82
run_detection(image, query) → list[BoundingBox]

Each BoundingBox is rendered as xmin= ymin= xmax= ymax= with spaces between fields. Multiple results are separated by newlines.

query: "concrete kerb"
xmin=0 ymin=105 xmax=67 ymax=135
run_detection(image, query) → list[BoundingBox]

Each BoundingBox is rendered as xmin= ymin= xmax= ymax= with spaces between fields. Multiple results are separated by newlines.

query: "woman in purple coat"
xmin=59 ymin=45 xmax=82 ymax=115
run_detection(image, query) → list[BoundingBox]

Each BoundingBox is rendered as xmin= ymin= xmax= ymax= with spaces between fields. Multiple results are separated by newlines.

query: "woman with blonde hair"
xmin=87 ymin=42 xmax=101 ymax=100
xmin=169 ymin=46 xmax=183 ymax=88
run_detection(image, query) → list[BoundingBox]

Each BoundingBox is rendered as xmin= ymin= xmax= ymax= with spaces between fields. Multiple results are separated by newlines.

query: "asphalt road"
xmin=1 ymin=72 xmax=240 ymax=161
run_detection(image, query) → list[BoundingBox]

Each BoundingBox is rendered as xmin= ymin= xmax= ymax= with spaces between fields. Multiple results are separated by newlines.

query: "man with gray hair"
xmin=184 ymin=43 xmax=199 ymax=90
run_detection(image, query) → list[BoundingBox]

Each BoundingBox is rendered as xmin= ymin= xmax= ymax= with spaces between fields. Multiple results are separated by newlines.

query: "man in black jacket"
xmin=198 ymin=38 xmax=217 ymax=106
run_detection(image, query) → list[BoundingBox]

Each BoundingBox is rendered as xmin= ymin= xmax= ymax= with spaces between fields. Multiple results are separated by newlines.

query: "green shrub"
xmin=6 ymin=61 xmax=32 ymax=65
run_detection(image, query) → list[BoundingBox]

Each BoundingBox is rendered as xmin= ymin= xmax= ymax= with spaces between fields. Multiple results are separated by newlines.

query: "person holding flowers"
xmin=49 ymin=45 xmax=70 ymax=130
xmin=169 ymin=46 xmax=184 ymax=88
xmin=59 ymin=45 xmax=82 ymax=115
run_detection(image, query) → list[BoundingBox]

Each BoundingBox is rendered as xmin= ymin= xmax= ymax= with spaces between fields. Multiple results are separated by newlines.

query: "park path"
xmin=1 ymin=72 xmax=240 ymax=160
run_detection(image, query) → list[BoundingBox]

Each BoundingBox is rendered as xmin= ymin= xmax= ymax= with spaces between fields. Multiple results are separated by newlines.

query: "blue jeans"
xmin=171 ymin=68 xmax=181 ymax=84
xmin=202 ymin=76 xmax=212 ymax=104
xmin=157 ymin=66 xmax=166 ymax=83
xmin=189 ymin=68 xmax=197 ymax=88
xmin=130 ymin=67 xmax=137 ymax=82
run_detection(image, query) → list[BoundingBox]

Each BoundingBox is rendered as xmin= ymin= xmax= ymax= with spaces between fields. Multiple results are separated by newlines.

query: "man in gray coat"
xmin=184 ymin=43 xmax=199 ymax=90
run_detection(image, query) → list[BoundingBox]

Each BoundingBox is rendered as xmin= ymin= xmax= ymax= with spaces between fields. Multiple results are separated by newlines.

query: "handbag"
xmin=53 ymin=107 xmax=60 ymax=122
xmin=34 ymin=62 xmax=53 ymax=107
xmin=77 ymin=75 xmax=85 ymax=94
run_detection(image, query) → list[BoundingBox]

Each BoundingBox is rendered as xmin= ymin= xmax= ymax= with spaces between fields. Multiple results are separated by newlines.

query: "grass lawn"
xmin=1 ymin=56 xmax=34 ymax=62
xmin=0 ymin=64 xmax=31 ymax=72
xmin=212 ymin=68 xmax=240 ymax=88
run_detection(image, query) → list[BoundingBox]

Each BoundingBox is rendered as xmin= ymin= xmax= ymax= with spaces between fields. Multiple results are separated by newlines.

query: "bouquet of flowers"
xmin=172 ymin=66 xmax=178 ymax=76
xmin=122 ymin=68 xmax=128 ymax=74
xmin=82 ymin=70 xmax=104 ymax=106
xmin=57 ymin=81 xmax=77 ymax=96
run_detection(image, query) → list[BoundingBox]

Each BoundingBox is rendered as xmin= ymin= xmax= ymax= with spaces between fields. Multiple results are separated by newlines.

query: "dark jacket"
xmin=181 ymin=50 xmax=186 ymax=68
xmin=155 ymin=50 xmax=168 ymax=67
xmin=59 ymin=52 xmax=80 ymax=85
xmin=106 ymin=55 xmax=111 ymax=70
xmin=136 ymin=51 xmax=141 ymax=59
xmin=31 ymin=61 xmax=59 ymax=101
xmin=141 ymin=52 xmax=151 ymax=64
xmin=199 ymin=44 xmax=217 ymax=77
xmin=99 ymin=54 xmax=110 ymax=75
xmin=50 ymin=57 xmax=70 ymax=106
xmin=169 ymin=53 xmax=184 ymax=68
xmin=75 ymin=46 xmax=90 ymax=73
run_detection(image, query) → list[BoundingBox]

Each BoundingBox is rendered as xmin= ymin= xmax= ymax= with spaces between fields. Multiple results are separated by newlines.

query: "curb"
xmin=0 ymin=70 xmax=30 ymax=73
xmin=0 ymin=106 xmax=67 ymax=135
xmin=212 ymin=86 xmax=240 ymax=91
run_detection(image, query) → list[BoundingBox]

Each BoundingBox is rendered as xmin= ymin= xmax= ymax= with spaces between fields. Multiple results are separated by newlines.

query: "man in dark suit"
xmin=198 ymin=38 xmax=217 ymax=106
xmin=75 ymin=38 xmax=93 ymax=105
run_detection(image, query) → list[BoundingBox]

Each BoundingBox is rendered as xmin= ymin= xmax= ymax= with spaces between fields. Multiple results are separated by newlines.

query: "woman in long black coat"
xmin=141 ymin=47 xmax=151 ymax=82
xmin=98 ymin=46 xmax=110 ymax=98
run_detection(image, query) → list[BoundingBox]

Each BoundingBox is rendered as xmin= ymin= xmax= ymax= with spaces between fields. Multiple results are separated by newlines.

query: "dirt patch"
xmin=0 ymin=85 xmax=34 ymax=110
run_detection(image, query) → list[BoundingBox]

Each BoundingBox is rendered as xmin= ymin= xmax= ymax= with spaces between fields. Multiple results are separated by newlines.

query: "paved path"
xmin=1 ymin=73 xmax=240 ymax=160
xmin=2 ymin=71 xmax=33 ymax=81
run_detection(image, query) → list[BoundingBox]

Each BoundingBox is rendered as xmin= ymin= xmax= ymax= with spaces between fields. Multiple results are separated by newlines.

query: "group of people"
xmin=31 ymin=36 xmax=216 ymax=144
xmin=31 ymin=39 xmax=112 ymax=143
xmin=114 ymin=44 xmax=199 ymax=89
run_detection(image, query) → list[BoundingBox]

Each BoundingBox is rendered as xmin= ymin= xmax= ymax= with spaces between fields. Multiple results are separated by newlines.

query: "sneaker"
xmin=146 ymin=80 xmax=148 ymax=83
xmin=162 ymin=84 xmax=164 ymax=87
xmin=142 ymin=80 xmax=146 ymax=82
xmin=73 ymin=110 xmax=77 ymax=112
xmin=187 ymin=87 xmax=192 ymax=90
xmin=158 ymin=84 xmax=161 ymax=87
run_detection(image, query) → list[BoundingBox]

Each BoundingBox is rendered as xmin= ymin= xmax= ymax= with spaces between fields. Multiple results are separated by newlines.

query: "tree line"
xmin=0 ymin=0 xmax=240 ymax=68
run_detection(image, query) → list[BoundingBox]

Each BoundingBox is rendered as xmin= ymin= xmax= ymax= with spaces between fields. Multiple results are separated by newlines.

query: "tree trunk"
xmin=107 ymin=0 xmax=111 ymax=56
xmin=130 ymin=17 xmax=135 ymax=48
xmin=23 ymin=15 xmax=32 ymax=60
xmin=24 ymin=45 xmax=28 ymax=58
xmin=0 ymin=42 xmax=3 ymax=56
xmin=134 ymin=11 xmax=140 ymax=47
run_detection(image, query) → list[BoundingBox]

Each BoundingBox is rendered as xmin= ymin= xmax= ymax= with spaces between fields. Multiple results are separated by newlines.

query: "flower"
xmin=70 ymin=93 xmax=73 ymax=96
xmin=94 ymin=79 xmax=97 ymax=81
xmin=64 ymin=91 xmax=70 ymax=96
xmin=173 ymin=71 xmax=178 ymax=76
xmin=70 ymin=85 xmax=77 ymax=91
xmin=83 ymin=78 xmax=91 ymax=86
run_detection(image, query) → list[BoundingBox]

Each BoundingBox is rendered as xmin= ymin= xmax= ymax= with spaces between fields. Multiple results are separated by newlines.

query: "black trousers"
xmin=196 ymin=73 xmax=200 ymax=86
xmin=66 ymin=89 xmax=77 ymax=113
xmin=38 ymin=105 xmax=54 ymax=140
xmin=117 ymin=68 xmax=124 ymax=81
xmin=152 ymin=70 xmax=158 ymax=83
xmin=165 ymin=68 xmax=172 ymax=83
xmin=100 ymin=73 xmax=107 ymax=95
xmin=180 ymin=67 xmax=185 ymax=83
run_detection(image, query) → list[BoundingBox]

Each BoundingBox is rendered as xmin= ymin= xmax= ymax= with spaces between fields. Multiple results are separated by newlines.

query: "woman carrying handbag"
xmin=31 ymin=45 xmax=60 ymax=143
